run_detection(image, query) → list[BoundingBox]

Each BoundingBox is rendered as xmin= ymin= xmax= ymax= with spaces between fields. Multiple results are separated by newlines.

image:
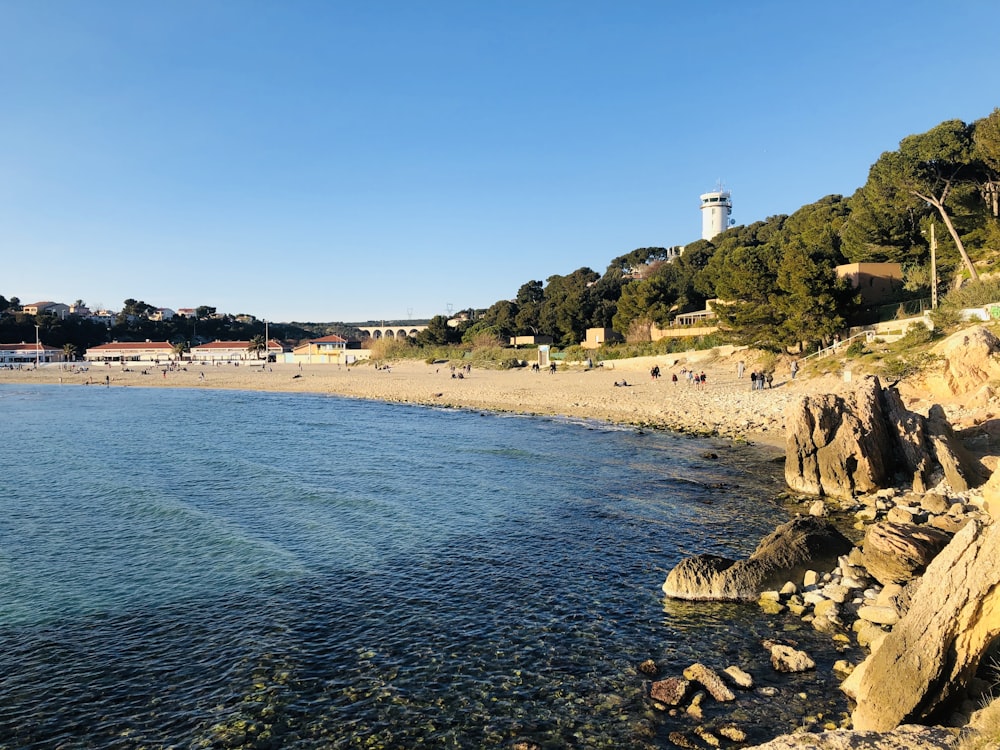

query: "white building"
xmin=700 ymin=189 xmax=733 ymax=241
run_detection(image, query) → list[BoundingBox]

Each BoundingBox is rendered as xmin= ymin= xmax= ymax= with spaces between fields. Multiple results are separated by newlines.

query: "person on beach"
xmin=737 ymin=360 xmax=745 ymax=378
xmin=790 ymin=359 xmax=799 ymax=379
xmin=750 ymin=371 xmax=758 ymax=390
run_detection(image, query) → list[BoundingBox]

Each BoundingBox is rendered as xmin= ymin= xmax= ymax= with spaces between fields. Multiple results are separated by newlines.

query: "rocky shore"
xmin=654 ymin=326 xmax=1000 ymax=749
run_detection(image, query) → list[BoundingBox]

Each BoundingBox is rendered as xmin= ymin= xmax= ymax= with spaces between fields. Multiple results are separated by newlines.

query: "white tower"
xmin=700 ymin=188 xmax=732 ymax=241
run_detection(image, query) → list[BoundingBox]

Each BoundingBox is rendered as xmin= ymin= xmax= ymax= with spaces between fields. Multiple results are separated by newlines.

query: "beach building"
xmin=509 ymin=335 xmax=553 ymax=347
xmin=84 ymin=341 xmax=176 ymax=363
xmin=291 ymin=334 xmax=352 ymax=364
xmin=581 ymin=328 xmax=624 ymax=349
xmin=190 ymin=340 xmax=285 ymax=363
xmin=0 ymin=342 xmax=65 ymax=365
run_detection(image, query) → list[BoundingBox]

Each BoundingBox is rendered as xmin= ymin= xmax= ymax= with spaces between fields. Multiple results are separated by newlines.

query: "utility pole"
xmin=930 ymin=221 xmax=938 ymax=309
xmin=35 ymin=325 xmax=40 ymax=368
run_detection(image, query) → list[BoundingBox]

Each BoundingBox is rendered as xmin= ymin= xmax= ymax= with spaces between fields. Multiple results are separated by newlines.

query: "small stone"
xmin=759 ymin=686 xmax=779 ymax=697
xmin=833 ymin=659 xmax=855 ymax=678
xmin=929 ymin=514 xmax=968 ymax=533
xmin=718 ymin=725 xmax=747 ymax=742
xmin=667 ymin=731 xmax=698 ymax=749
xmin=682 ymin=663 xmax=735 ymax=702
xmin=650 ymin=677 xmax=688 ymax=706
xmin=809 ymin=500 xmax=827 ymax=517
xmin=886 ymin=506 xmax=915 ymax=524
xmin=693 ymin=726 xmax=720 ymax=747
xmin=803 ymin=570 xmax=820 ymax=587
xmin=822 ymin=584 xmax=849 ymax=603
xmin=787 ymin=602 xmax=807 ymax=616
xmin=857 ymin=604 xmax=900 ymax=626
xmin=814 ymin=599 xmax=839 ymax=619
xmin=759 ymin=598 xmax=786 ymax=615
xmin=759 ymin=590 xmax=781 ymax=601
xmin=875 ymin=583 xmax=904 ymax=608
xmin=780 ymin=581 xmax=798 ymax=596
xmin=855 ymin=507 xmax=878 ymax=522
xmin=639 ymin=659 xmax=658 ymax=676
xmin=722 ymin=665 xmax=753 ymax=689
xmin=921 ymin=493 xmax=950 ymax=514
xmin=686 ymin=690 xmax=705 ymax=720
xmin=768 ymin=644 xmax=816 ymax=673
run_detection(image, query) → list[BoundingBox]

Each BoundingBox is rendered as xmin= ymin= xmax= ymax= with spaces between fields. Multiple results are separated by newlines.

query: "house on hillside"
xmin=835 ymin=262 xmax=904 ymax=306
xmin=149 ymin=308 xmax=176 ymax=321
xmin=84 ymin=341 xmax=176 ymax=363
xmin=21 ymin=301 xmax=70 ymax=318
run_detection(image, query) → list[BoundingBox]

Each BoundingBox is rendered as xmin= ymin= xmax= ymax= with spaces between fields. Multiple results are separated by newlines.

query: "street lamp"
xmin=34 ymin=325 xmax=40 ymax=369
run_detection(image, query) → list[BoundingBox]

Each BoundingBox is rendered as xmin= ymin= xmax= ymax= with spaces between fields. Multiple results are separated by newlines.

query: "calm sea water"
xmin=0 ymin=384 xmax=853 ymax=749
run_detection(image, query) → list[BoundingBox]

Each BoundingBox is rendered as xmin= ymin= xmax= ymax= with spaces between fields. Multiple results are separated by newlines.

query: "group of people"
xmin=671 ymin=368 xmax=706 ymax=386
xmin=749 ymin=370 xmax=773 ymax=390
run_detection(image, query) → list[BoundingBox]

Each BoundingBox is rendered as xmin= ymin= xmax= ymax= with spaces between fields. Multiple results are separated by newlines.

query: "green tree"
xmin=247 ymin=335 xmax=266 ymax=359
xmin=539 ymin=268 xmax=599 ymax=346
xmin=171 ymin=340 xmax=190 ymax=360
xmin=414 ymin=315 xmax=456 ymax=346
xmin=854 ymin=121 xmax=979 ymax=280
xmin=62 ymin=343 xmax=77 ymax=361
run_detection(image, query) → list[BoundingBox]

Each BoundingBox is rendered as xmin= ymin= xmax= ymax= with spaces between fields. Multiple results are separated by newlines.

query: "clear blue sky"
xmin=2 ymin=1 xmax=998 ymax=324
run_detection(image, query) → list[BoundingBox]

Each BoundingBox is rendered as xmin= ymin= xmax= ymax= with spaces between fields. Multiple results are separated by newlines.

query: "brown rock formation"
xmin=846 ymin=520 xmax=1000 ymax=731
xmin=784 ymin=377 xmax=892 ymax=498
xmin=920 ymin=325 xmax=1000 ymax=399
xmin=662 ymin=517 xmax=853 ymax=601
xmin=785 ymin=376 xmax=988 ymax=497
xmin=860 ymin=521 xmax=952 ymax=586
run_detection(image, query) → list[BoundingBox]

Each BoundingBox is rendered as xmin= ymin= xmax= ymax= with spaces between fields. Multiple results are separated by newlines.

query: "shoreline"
xmin=0 ymin=350 xmax=853 ymax=453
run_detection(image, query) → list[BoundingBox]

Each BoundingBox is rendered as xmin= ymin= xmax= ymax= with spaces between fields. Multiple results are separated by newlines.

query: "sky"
xmin=2 ymin=1 xmax=999 ymax=324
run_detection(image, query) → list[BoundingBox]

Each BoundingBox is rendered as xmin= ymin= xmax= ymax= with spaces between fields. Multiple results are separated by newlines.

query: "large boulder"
xmin=845 ymin=519 xmax=1000 ymax=731
xmin=784 ymin=377 xmax=893 ymax=498
xmin=662 ymin=516 xmax=853 ymax=601
xmin=920 ymin=325 xmax=1000 ymax=399
xmin=925 ymin=404 xmax=988 ymax=491
xmin=785 ymin=376 xmax=987 ymax=497
xmin=860 ymin=521 xmax=952 ymax=586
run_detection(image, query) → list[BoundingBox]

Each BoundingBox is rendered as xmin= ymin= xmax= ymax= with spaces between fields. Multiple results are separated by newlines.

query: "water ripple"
xmin=0 ymin=384 xmax=855 ymax=748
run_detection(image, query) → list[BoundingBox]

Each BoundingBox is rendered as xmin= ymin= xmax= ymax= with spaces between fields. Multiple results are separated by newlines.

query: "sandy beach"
xmin=2 ymin=347 xmax=855 ymax=451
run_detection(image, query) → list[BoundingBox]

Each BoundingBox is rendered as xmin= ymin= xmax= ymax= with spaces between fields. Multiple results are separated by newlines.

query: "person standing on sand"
xmin=790 ymin=359 xmax=799 ymax=379
xmin=737 ymin=360 xmax=745 ymax=378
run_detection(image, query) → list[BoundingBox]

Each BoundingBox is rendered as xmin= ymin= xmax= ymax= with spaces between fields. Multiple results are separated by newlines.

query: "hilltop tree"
xmin=539 ymin=268 xmax=599 ymax=346
xmin=849 ymin=120 xmax=979 ymax=280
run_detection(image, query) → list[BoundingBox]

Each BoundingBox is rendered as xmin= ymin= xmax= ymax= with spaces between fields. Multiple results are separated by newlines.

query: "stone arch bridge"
xmin=357 ymin=325 xmax=428 ymax=340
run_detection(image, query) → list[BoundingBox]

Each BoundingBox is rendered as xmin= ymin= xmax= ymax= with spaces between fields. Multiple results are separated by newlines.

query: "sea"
xmin=0 ymin=384 xmax=856 ymax=749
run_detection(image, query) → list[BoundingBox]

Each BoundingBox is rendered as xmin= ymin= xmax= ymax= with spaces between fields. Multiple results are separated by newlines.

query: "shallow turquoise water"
xmin=0 ymin=384 xmax=852 ymax=748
